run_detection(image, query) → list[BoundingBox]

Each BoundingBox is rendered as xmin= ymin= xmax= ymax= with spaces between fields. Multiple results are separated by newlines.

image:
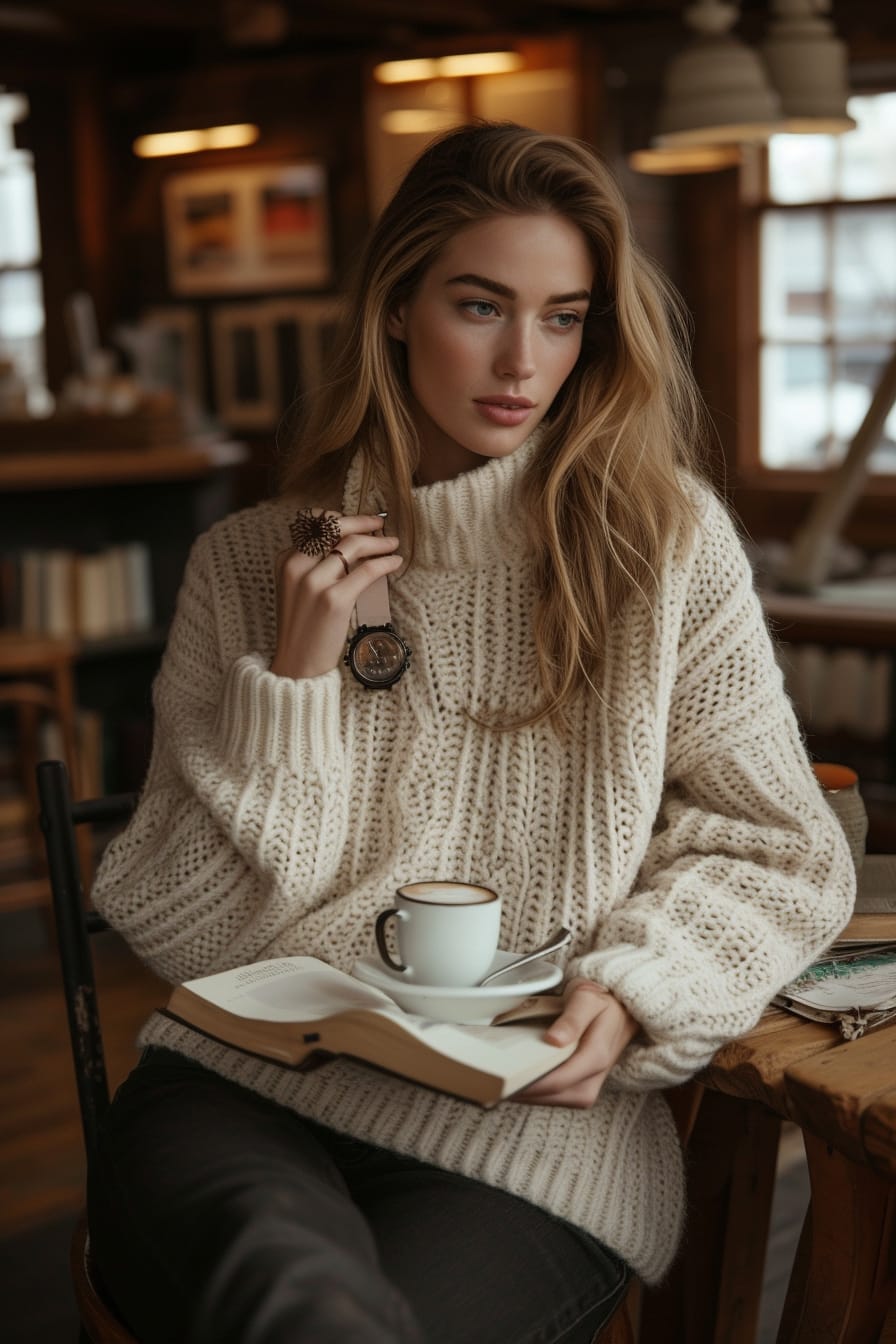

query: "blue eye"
xmin=550 ymin=312 xmax=584 ymax=330
xmin=463 ymin=300 xmax=498 ymax=318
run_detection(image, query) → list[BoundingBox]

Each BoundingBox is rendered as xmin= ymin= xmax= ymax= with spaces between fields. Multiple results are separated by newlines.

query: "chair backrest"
xmin=36 ymin=758 xmax=137 ymax=1174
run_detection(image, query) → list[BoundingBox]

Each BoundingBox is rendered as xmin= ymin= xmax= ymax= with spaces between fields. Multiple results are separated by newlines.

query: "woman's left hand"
xmin=513 ymin=978 xmax=641 ymax=1109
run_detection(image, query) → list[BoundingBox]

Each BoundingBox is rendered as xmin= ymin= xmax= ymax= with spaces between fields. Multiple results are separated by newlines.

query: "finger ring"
xmin=330 ymin=548 xmax=350 ymax=577
xmin=289 ymin=508 xmax=341 ymax=556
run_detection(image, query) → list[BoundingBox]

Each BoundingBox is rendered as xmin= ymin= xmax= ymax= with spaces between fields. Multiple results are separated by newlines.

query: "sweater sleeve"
xmin=568 ymin=493 xmax=856 ymax=1091
xmin=90 ymin=528 xmax=352 ymax=985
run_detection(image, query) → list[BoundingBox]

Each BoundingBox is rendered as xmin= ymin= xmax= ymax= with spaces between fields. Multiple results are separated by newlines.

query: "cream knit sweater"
xmin=91 ymin=436 xmax=855 ymax=1284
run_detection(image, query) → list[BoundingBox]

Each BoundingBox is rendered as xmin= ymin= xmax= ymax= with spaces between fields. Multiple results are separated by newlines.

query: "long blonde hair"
xmin=280 ymin=122 xmax=709 ymax=726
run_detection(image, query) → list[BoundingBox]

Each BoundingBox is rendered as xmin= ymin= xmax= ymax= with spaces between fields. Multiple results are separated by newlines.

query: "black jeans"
xmin=88 ymin=1047 xmax=629 ymax=1344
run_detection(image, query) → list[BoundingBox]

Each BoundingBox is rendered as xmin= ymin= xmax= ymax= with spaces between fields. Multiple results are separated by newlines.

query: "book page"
xmin=182 ymin=958 xmax=404 ymax=1022
xmin=408 ymin=1019 xmax=575 ymax=1072
xmin=856 ymin=855 xmax=896 ymax=914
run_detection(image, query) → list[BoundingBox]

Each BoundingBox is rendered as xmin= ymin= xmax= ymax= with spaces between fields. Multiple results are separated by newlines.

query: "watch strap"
xmin=355 ymin=573 xmax=391 ymax=628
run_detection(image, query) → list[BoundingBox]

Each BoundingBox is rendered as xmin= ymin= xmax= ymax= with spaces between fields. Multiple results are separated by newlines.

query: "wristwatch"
xmin=344 ymin=573 xmax=411 ymax=690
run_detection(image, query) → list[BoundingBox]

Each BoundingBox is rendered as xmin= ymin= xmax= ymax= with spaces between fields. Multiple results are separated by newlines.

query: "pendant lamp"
xmin=762 ymin=0 xmax=856 ymax=133
xmin=653 ymin=0 xmax=782 ymax=147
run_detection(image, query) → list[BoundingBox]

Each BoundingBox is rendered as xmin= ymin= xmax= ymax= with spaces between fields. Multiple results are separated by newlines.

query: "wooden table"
xmin=639 ymin=1008 xmax=896 ymax=1343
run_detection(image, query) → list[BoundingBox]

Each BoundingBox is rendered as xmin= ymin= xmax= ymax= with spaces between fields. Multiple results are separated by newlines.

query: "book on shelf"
xmin=123 ymin=542 xmax=153 ymax=631
xmin=104 ymin=545 xmax=130 ymax=635
xmin=20 ymin=549 xmax=44 ymax=633
xmin=45 ymin=549 xmax=79 ymax=638
xmin=76 ymin=551 xmax=111 ymax=639
xmin=4 ymin=543 xmax=154 ymax=641
xmin=162 ymin=956 xmax=570 ymax=1108
xmin=773 ymin=855 xmax=896 ymax=1039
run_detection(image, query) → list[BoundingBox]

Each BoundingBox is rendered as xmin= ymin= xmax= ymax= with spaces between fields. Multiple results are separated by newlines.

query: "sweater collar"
xmin=342 ymin=429 xmax=543 ymax=570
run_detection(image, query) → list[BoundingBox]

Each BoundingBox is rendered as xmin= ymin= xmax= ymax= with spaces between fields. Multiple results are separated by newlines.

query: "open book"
xmin=162 ymin=957 xmax=570 ymax=1108
xmin=773 ymin=855 xmax=896 ymax=1038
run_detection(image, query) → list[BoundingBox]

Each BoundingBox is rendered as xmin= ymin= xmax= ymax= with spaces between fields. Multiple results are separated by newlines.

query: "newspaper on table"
xmin=772 ymin=855 xmax=896 ymax=1040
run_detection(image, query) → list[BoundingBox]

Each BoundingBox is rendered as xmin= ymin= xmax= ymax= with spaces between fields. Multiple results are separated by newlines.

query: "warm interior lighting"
xmin=380 ymin=109 xmax=462 ymax=135
xmin=436 ymin=52 xmax=523 ymax=78
xmin=373 ymin=51 xmax=523 ymax=84
xmin=132 ymin=124 xmax=260 ymax=158
xmin=628 ymin=144 xmax=742 ymax=175
xmin=375 ymin=58 xmax=438 ymax=84
xmin=203 ymin=124 xmax=260 ymax=149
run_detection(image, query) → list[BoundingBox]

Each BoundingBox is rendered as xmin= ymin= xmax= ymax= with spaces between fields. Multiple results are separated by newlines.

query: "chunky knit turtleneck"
xmin=344 ymin=433 xmax=538 ymax=570
xmin=91 ymin=439 xmax=855 ymax=1284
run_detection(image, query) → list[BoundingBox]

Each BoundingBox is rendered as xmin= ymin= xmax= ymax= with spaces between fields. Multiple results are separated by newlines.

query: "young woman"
xmin=88 ymin=123 xmax=854 ymax=1344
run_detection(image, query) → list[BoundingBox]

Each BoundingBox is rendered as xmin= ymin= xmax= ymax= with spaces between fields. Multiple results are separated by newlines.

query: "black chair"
xmin=37 ymin=757 xmax=140 ymax=1344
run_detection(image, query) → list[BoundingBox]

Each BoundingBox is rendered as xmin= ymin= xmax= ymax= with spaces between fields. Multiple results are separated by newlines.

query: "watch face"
xmin=348 ymin=627 xmax=410 ymax=688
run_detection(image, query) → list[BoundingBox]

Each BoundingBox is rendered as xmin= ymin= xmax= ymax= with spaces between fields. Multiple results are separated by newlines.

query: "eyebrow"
xmin=446 ymin=273 xmax=591 ymax=305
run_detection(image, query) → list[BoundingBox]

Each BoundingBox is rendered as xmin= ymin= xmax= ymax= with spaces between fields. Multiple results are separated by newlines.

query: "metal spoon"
xmin=477 ymin=926 xmax=572 ymax=987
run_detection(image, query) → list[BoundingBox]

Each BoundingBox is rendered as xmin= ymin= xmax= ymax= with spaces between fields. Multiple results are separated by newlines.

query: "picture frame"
xmin=262 ymin=297 xmax=344 ymax=409
xmin=210 ymin=303 xmax=279 ymax=429
xmin=163 ymin=161 xmax=331 ymax=295
xmin=210 ymin=297 xmax=344 ymax=431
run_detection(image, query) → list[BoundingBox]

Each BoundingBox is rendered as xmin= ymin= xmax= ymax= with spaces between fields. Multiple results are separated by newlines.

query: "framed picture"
xmin=210 ymin=297 xmax=344 ymax=430
xmin=164 ymin=162 xmax=331 ymax=295
xmin=210 ymin=303 xmax=279 ymax=429
xmin=262 ymin=297 xmax=344 ymax=408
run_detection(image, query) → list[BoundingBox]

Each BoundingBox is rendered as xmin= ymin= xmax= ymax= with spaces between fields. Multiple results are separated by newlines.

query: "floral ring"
xmin=289 ymin=508 xmax=342 ymax=557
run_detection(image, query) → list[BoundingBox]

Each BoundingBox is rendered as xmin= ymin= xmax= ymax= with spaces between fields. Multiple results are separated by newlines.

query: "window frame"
xmin=739 ymin=93 xmax=896 ymax=494
xmin=751 ymin=188 xmax=896 ymax=482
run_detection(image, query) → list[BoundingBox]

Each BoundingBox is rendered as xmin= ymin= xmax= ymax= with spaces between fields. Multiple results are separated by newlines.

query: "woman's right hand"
xmin=271 ymin=512 xmax=403 ymax=680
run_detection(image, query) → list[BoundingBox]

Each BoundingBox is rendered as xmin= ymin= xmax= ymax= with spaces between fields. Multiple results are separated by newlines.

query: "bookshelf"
xmin=0 ymin=438 xmax=247 ymax=795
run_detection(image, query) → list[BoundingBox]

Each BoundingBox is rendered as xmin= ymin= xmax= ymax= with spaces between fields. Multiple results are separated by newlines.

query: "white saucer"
xmin=351 ymin=949 xmax=564 ymax=1024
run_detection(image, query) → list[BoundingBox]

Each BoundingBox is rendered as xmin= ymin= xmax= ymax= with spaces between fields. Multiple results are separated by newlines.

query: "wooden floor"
xmin=0 ymin=908 xmax=811 ymax=1344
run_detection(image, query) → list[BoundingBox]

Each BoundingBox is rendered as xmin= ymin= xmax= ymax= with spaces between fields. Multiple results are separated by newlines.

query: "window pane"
xmin=832 ymin=345 xmax=896 ymax=472
xmin=761 ymin=343 xmax=833 ymax=468
xmin=831 ymin=206 xmax=896 ymax=339
xmin=767 ymin=134 xmax=837 ymax=204
xmin=840 ymin=93 xmax=896 ymax=200
xmin=760 ymin=210 xmax=828 ymax=340
xmin=768 ymin=92 xmax=896 ymax=205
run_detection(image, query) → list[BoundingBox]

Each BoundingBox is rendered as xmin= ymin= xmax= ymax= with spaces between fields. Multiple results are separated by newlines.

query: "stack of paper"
xmin=774 ymin=856 xmax=896 ymax=1038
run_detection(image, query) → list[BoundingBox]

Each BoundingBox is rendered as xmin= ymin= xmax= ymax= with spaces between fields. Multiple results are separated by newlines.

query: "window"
xmin=758 ymin=94 xmax=896 ymax=472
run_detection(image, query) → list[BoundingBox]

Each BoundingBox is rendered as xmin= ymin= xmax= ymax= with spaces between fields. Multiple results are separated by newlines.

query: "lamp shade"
xmin=762 ymin=0 xmax=856 ymax=133
xmin=653 ymin=2 xmax=782 ymax=146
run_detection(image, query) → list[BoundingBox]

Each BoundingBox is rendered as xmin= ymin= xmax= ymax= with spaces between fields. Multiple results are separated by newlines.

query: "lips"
xmin=473 ymin=396 xmax=535 ymax=428
xmin=474 ymin=396 xmax=535 ymax=409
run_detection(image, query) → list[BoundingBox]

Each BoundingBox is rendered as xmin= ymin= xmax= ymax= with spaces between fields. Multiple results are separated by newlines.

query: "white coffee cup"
xmin=374 ymin=881 xmax=501 ymax=987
